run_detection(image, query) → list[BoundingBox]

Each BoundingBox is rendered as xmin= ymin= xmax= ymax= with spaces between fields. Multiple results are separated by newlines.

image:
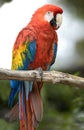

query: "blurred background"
xmin=0 ymin=0 xmax=84 ymax=130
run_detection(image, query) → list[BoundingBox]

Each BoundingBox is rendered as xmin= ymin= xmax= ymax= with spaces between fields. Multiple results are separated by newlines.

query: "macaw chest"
xmin=28 ymin=28 xmax=56 ymax=70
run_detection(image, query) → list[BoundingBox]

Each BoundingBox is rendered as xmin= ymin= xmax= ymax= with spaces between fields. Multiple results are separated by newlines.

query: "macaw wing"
xmin=9 ymin=34 xmax=36 ymax=106
xmin=12 ymin=39 xmax=36 ymax=71
xmin=10 ymin=36 xmax=36 ymax=88
xmin=51 ymin=43 xmax=57 ymax=65
xmin=48 ymin=43 xmax=57 ymax=70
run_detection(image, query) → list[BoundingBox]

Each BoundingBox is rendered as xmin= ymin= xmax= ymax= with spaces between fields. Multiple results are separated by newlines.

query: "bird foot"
xmin=36 ymin=67 xmax=43 ymax=81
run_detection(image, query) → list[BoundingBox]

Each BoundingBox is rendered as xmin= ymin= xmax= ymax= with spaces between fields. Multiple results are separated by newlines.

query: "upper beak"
xmin=56 ymin=13 xmax=62 ymax=29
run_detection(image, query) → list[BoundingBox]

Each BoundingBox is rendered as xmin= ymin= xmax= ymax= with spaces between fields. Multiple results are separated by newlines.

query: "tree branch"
xmin=0 ymin=68 xmax=84 ymax=88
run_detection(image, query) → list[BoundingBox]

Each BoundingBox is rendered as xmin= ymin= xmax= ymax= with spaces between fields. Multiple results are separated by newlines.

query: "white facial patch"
xmin=56 ymin=13 xmax=62 ymax=29
xmin=44 ymin=11 xmax=54 ymax=22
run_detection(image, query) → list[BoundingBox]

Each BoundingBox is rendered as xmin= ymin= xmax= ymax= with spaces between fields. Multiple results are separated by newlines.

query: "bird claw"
xmin=36 ymin=67 xmax=43 ymax=81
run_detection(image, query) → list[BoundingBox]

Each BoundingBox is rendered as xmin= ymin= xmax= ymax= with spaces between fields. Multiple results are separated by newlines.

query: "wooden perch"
xmin=0 ymin=68 xmax=84 ymax=88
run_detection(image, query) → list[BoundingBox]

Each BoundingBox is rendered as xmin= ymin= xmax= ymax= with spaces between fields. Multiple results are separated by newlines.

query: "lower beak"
xmin=50 ymin=17 xmax=56 ymax=27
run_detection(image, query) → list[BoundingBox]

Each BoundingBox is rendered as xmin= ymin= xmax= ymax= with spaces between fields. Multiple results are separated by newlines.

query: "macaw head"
xmin=31 ymin=4 xmax=63 ymax=30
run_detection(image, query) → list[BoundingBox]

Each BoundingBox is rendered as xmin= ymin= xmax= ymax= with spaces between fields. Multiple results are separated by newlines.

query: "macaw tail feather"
xmin=6 ymin=81 xmax=43 ymax=130
xmin=19 ymin=81 xmax=43 ymax=130
xmin=30 ymin=82 xmax=43 ymax=127
xmin=5 ymin=103 xmax=19 ymax=122
xmin=8 ymin=85 xmax=19 ymax=107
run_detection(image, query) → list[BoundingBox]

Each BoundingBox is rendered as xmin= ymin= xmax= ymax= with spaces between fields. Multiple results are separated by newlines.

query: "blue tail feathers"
xmin=8 ymin=80 xmax=20 ymax=107
xmin=8 ymin=80 xmax=33 ymax=107
xmin=24 ymin=81 xmax=33 ymax=100
xmin=19 ymin=81 xmax=33 ymax=120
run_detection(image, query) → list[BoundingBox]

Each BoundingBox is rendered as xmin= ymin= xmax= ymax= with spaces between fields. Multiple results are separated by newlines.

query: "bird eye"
xmin=47 ymin=11 xmax=51 ymax=15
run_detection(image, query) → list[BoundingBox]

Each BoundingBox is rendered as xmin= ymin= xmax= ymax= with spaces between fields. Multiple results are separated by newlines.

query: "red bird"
xmin=7 ymin=4 xmax=63 ymax=130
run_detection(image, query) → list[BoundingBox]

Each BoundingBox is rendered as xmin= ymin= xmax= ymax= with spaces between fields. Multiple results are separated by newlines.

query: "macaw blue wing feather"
xmin=48 ymin=43 xmax=57 ymax=70
xmin=51 ymin=43 xmax=57 ymax=65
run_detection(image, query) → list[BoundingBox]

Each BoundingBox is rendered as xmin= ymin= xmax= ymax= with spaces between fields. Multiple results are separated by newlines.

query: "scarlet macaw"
xmin=8 ymin=4 xmax=63 ymax=130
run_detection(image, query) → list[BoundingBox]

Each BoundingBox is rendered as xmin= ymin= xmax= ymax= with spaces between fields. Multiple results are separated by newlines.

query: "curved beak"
xmin=50 ymin=13 xmax=62 ymax=30
xmin=56 ymin=13 xmax=62 ymax=29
